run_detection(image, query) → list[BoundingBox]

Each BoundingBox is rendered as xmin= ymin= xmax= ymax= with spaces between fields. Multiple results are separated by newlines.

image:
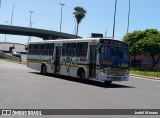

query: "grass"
xmin=130 ymin=68 xmax=160 ymax=78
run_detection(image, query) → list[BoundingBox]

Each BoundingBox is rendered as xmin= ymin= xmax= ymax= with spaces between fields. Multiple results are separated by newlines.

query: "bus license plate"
xmin=114 ymin=77 xmax=121 ymax=80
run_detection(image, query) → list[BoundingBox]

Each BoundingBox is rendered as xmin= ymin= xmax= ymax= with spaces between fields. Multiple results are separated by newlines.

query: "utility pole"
xmin=60 ymin=3 xmax=65 ymax=32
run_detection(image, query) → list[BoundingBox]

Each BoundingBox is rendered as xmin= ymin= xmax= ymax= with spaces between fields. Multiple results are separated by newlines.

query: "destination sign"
xmin=100 ymin=39 xmax=128 ymax=47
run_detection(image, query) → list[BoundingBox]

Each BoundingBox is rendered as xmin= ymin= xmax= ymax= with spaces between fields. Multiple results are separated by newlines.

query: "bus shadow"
xmin=30 ymin=72 xmax=135 ymax=89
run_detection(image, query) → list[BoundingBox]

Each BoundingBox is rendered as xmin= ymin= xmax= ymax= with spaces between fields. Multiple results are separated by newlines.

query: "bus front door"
xmin=89 ymin=45 xmax=97 ymax=78
xmin=55 ymin=46 xmax=61 ymax=73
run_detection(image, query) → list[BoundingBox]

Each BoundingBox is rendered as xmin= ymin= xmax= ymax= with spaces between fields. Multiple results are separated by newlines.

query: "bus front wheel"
xmin=41 ymin=64 xmax=47 ymax=75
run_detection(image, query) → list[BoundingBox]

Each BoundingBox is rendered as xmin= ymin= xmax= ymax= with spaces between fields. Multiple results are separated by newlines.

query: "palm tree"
xmin=73 ymin=6 xmax=86 ymax=38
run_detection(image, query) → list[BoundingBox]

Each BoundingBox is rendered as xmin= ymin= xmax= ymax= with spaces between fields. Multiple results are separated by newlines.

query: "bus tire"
xmin=104 ymin=81 xmax=112 ymax=85
xmin=41 ymin=64 xmax=47 ymax=75
xmin=78 ymin=68 xmax=85 ymax=80
xmin=80 ymin=72 xmax=85 ymax=80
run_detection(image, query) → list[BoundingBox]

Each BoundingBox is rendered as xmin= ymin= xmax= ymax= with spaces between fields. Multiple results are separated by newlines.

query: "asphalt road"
xmin=0 ymin=60 xmax=160 ymax=118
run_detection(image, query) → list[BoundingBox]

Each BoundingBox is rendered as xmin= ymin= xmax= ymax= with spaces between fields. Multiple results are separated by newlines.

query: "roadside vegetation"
xmin=123 ymin=29 xmax=160 ymax=78
xmin=130 ymin=68 xmax=160 ymax=78
xmin=123 ymin=29 xmax=160 ymax=70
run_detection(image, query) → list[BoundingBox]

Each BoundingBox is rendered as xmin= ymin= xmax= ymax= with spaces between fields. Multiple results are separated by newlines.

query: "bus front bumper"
xmin=98 ymin=72 xmax=129 ymax=81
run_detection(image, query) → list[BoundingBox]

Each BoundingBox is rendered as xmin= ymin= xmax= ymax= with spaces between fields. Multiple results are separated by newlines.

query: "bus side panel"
xmin=48 ymin=55 xmax=56 ymax=74
xmin=27 ymin=54 xmax=41 ymax=71
xmin=60 ymin=56 xmax=77 ymax=77
xmin=27 ymin=61 xmax=41 ymax=72
xmin=41 ymin=54 xmax=55 ymax=74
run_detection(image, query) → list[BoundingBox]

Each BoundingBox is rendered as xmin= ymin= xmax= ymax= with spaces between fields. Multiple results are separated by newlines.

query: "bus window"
xmin=29 ymin=44 xmax=35 ymax=55
xmin=37 ymin=44 xmax=42 ymax=49
xmin=76 ymin=42 xmax=88 ymax=57
xmin=29 ymin=44 xmax=35 ymax=50
xmin=35 ymin=44 xmax=42 ymax=55
xmin=34 ymin=44 xmax=37 ymax=49
xmin=49 ymin=43 xmax=54 ymax=55
xmin=66 ymin=43 xmax=76 ymax=57
xmin=44 ymin=44 xmax=49 ymax=50
xmin=62 ymin=43 xmax=66 ymax=56
xmin=42 ymin=43 xmax=49 ymax=55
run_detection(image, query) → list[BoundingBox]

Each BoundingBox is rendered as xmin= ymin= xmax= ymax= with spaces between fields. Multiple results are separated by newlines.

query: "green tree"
xmin=73 ymin=6 xmax=86 ymax=38
xmin=140 ymin=29 xmax=160 ymax=69
xmin=123 ymin=30 xmax=144 ymax=61
xmin=123 ymin=29 xmax=160 ymax=69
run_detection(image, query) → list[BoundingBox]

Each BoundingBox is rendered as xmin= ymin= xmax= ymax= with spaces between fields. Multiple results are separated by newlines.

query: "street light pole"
xmin=5 ymin=21 xmax=8 ymax=42
xmin=29 ymin=11 xmax=34 ymax=28
xmin=112 ymin=0 xmax=117 ymax=39
xmin=0 ymin=0 xmax=1 ymax=8
xmin=127 ymin=0 xmax=131 ymax=33
xmin=28 ymin=11 xmax=34 ymax=44
xmin=60 ymin=3 xmax=65 ymax=32
xmin=11 ymin=4 xmax=15 ymax=26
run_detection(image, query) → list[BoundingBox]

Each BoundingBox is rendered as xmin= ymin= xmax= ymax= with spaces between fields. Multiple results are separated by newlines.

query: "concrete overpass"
xmin=0 ymin=25 xmax=81 ymax=40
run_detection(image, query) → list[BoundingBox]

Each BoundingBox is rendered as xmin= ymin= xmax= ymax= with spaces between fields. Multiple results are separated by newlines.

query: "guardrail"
xmin=0 ymin=51 xmax=21 ymax=62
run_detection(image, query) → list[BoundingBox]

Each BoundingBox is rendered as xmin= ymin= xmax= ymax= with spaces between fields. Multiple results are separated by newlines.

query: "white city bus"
xmin=27 ymin=38 xmax=130 ymax=84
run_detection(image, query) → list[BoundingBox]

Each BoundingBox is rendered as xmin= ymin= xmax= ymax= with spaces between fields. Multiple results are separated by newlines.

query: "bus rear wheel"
xmin=78 ymin=71 xmax=85 ymax=80
xmin=79 ymin=72 xmax=85 ymax=80
xmin=41 ymin=64 xmax=47 ymax=75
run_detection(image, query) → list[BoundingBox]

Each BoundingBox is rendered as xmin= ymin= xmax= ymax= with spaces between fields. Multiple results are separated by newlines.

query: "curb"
xmin=130 ymin=74 xmax=160 ymax=80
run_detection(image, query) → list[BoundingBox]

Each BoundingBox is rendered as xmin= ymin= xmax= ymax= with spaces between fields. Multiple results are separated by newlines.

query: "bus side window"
xmin=36 ymin=44 xmax=42 ymax=55
xmin=62 ymin=43 xmax=66 ymax=56
xmin=34 ymin=44 xmax=38 ymax=55
xmin=66 ymin=43 xmax=76 ymax=57
xmin=76 ymin=42 xmax=88 ymax=57
xmin=49 ymin=43 xmax=54 ymax=55
xmin=29 ymin=44 xmax=35 ymax=55
xmin=42 ymin=44 xmax=49 ymax=55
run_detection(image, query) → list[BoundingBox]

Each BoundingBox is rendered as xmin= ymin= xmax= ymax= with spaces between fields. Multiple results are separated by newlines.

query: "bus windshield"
xmin=99 ymin=45 xmax=129 ymax=69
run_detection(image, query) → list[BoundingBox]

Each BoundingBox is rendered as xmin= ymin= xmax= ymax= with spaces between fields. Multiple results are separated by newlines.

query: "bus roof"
xmin=29 ymin=38 xmax=125 ymax=44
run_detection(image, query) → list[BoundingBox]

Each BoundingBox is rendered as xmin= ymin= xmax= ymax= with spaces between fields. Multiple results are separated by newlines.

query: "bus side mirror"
xmin=98 ymin=47 xmax=101 ymax=54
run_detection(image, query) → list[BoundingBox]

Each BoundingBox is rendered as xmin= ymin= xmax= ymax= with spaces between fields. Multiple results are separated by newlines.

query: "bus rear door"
xmin=89 ymin=45 xmax=97 ymax=78
xmin=55 ymin=46 xmax=61 ymax=73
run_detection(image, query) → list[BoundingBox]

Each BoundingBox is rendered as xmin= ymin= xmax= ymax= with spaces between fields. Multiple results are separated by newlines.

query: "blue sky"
xmin=0 ymin=0 xmax=160 ymax=44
